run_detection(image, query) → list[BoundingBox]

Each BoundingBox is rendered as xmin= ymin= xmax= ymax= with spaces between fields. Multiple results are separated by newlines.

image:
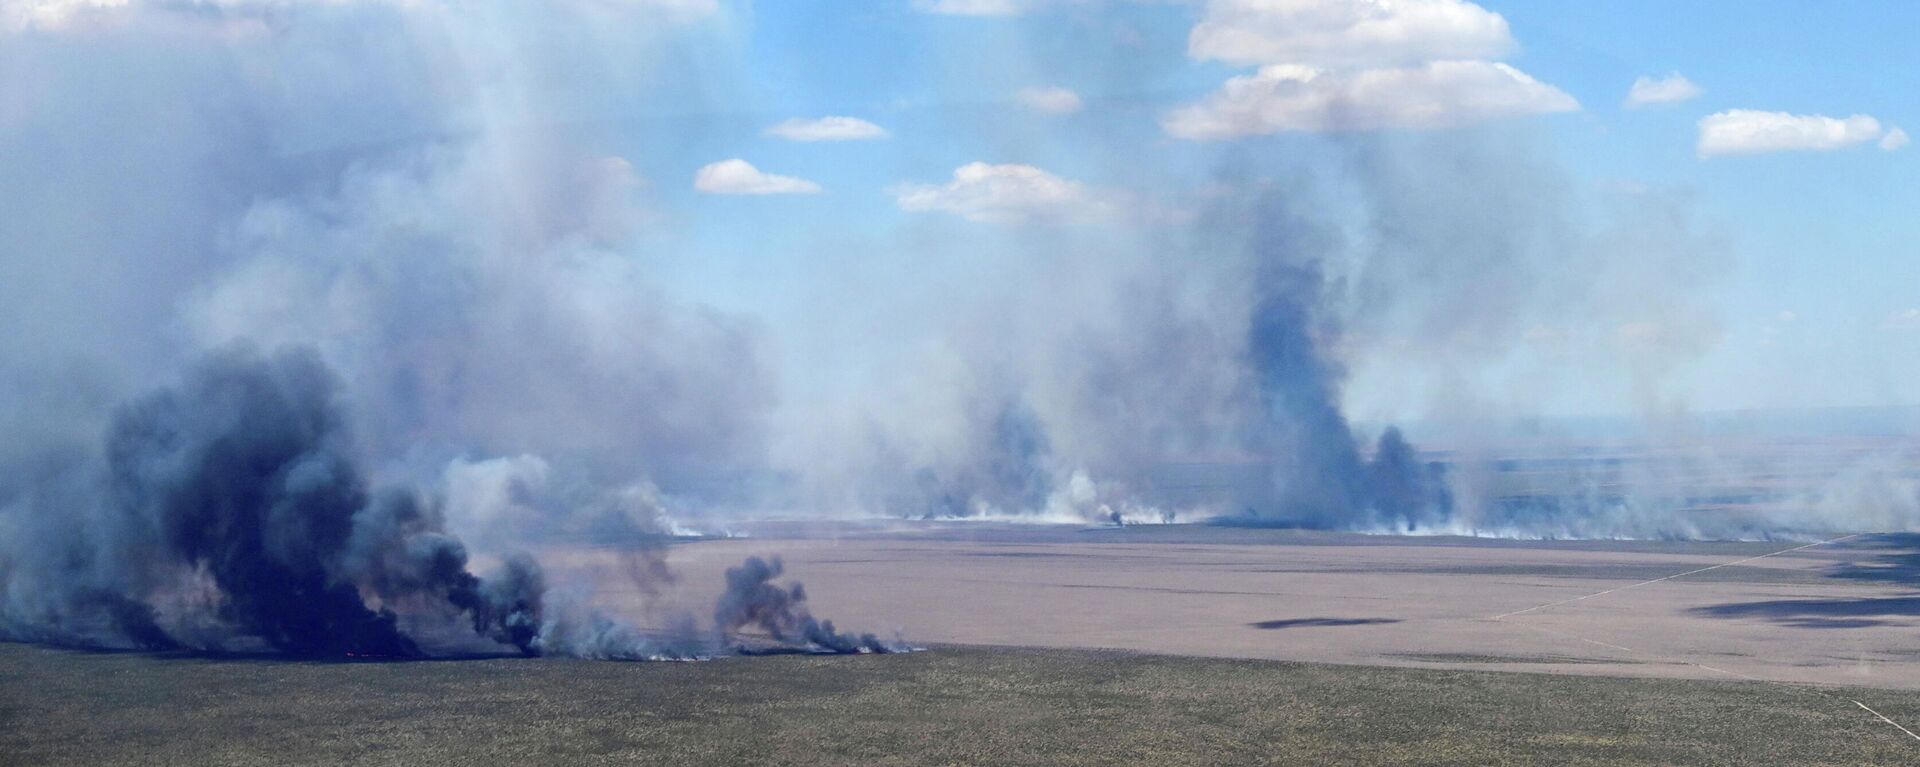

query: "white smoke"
xmin=0 ymin=0 xmax=1912 ymax=578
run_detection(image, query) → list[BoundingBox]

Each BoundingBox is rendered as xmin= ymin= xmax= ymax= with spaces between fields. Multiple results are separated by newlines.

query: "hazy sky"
xmin=3 ymin=0 xmax=1915 ymax=430
xmin=6 ymin=1 xmax=1918 ymax=656
xmin=615 ymin=0 xmax=1918 ymax=417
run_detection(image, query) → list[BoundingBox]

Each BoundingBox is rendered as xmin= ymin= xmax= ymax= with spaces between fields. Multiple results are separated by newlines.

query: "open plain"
xmin=4 ymin=641 xmax=1919 ymax=766
xmin=610 ymin=523 xmax=1920 ymax=690
xmin=7 ymin=523 xmax=1920 ymax=765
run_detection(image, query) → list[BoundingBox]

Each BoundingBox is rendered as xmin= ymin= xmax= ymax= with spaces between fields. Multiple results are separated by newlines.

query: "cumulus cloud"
xmin=1696 ymin=110 xmax=1904 ymax=157
xmin=4 ymin=0 xmax=718 ymax=31
xmin=1882 ymin=127 xmax=1911 ymax=151
xmin=693 ymin=159 xmax=822 ymax=195
xmin=912 ymin=0 xmax=1030 ymax=15
xmin=3 ymin=0 xmax=130 ymax=30
xmin=630 ymin=0 xmax=718 ymax=13
xmin=892 ymin=162 xmax=1097 ymax=223
xmin=1164 ymin=61 xmax=1577 ymax=138
xmin=1189 ymin=0 xmax=1514 ymax=68
xmin=1172 ymin=0 xmax=1572 ymax=137
xmin=764 ymin=116 xmax=889 ymax=141
xmin=1623 ymin=72 xmax=1701 ymax=108
xmin=1016 ymin=86 xmax=1084 ymax=115
xmin=592 ymin=0 xmax=719 ymax=14
xmin=912 ymin=0 xmax=1177 ymax=17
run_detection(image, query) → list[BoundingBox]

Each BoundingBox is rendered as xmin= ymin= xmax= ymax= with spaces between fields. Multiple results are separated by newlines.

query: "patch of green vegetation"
xmin=1 ymin=642 xmax=1914 ymax=766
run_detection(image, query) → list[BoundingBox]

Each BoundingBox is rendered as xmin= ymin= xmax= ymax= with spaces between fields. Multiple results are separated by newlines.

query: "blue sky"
xmin=604 ymin=0 xmax=1917 ymax=417
xmin=1510 ymin=0 xmax=1919 ymax=411
xmin=4 ymin=0 xmax=1919 ymax=531
xmin=2 ymin=0 xmax=1912 ymax=429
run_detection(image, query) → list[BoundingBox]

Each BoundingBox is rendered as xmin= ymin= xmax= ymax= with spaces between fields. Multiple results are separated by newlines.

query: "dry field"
xmin=603 ymin=523 xmax=1920 ymax=690
xmin=7 ymin=523 xmax=1920 ymax=765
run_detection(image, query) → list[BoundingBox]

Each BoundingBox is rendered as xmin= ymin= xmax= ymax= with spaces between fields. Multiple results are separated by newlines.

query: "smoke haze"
xmin=3 ymin=0 xmax=1918 ymax=659
xmin=0 ymin=344 xmax=899 ymax=656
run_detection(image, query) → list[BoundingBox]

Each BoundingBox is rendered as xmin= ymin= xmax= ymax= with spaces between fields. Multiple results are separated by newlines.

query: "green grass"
xmin=1 ymin=641 xmax=1915 ymax=765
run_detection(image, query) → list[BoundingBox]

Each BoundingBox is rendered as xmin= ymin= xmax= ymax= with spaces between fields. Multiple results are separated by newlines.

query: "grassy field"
xmin=1 ymin=641 xmax=1915 ymax=766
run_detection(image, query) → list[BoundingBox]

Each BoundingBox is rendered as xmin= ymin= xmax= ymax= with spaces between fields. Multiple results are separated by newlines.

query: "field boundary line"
xmin=1489 ymin=533 xmax=1861 ymax=621
xmin=1488 ymin=531 xmax=1920 ymax=747
xmin=1852 ymin=700 xmax=1920 ymax=742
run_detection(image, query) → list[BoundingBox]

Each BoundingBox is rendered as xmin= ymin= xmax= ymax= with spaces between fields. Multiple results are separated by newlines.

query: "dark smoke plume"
xmin=3 ymin=0 xmax=1881 ymax=555
xmin=1244 ymin=278 xmax=1454 ymax=529
xmin=1206 ymin=192 xmax=1455 ymax=530
xmin=714 ymin=556 xmax=899 ymax=654
xmin=0 ymin=345 xmax=544 ymax=656
xmin=0 ymin=346 xmax=891 ymax=659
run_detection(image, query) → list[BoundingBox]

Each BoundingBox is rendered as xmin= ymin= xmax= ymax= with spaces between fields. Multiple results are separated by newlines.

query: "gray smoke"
xmin=1233 ymin=201 xmax=1454 ymax=529
xmin=814 ymin=171 xmax=1467 ymax=530
xmin=1 ymin=0 xmax=1911 ymax=576
xmin=0 ymin=345 xmax=890 ymax=658
xmin=897 ymin=399 xmax=1057 ymax=520
xmin=0 ymin=0 xmax=775 ymax=526
xmin=2 ymin=346 xmax=538 ymax=656
xmin=714 ymin=556 xmax=899 ymax=654
xmin=789 ymin=127 xmax=1781 ymax=537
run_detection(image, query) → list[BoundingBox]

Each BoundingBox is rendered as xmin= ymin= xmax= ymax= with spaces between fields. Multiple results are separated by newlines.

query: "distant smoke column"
xmin=908 ymin=399 xmax=1055 ymax=518
xmin=1366 ymin=427 xmax=1453 ymax=531
xmin=1241 ymin=220 xmax=1452 ymax=529
xmin=981 ymin=402 xmax=1055 ymax=513
xmin=713 ymin=555 xmax=894 ymax=653
xmin=1245 ymin=257 xmax=1368 ymax=526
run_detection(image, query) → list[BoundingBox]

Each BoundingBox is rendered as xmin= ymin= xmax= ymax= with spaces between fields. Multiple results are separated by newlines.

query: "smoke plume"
xmin=0 ymin=346 xmax=888 ymax=657
xmin=3 ymin=346 xmax=523 ymax=655
xmin=714 ymin=557 xmax=898 ymax=654
xmin=0 ymin=0 xmax=1912 ymax=592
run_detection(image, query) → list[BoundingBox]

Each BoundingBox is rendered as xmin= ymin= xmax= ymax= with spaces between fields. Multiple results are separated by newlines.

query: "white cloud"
xmin=1189 ymin=0 xmax=1514 ymax=68
xmin=764 ymin=116 xmax=889 ymax=142
xmin=1171 ymin=0 xmax=1573 ymax=138
xmin=1163 ymin=61 xmax=1578 ymax=138
xmin=5 ymin=0 xmax=716 ymax=31
xmin=1881 ymin=127 xmax=1911 ymax=151
xmin=692 ymin=159 xmax=821 ymax=195
xmin=632 ymin=0 xmax=717 ymax=11
xmin=893 ymin=162 xmax=1096 ymax=223
xmin=4 ymin=0 xmax=129 ymax=29
xmin=1696 ymin=110 xmax=1902 ymax=157
xmin=1623 ymin=72 xmax=1701 ymax=109
xmin=1016 ymin=86 xmax=1084 ymax=115
xmin=913 ymin=0 xmax=1027 ymax=15
xmin=584 ymin=0 xmax=719 ymax=13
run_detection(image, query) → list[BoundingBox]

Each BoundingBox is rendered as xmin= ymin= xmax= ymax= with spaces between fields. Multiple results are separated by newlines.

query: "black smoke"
xmin=0 ymin=346 xmax=892 ymax=659
xmin=2 ymin=345 xmax=544 ymax=656
xmin=714 ymin=556 xmax=898 ymax=654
